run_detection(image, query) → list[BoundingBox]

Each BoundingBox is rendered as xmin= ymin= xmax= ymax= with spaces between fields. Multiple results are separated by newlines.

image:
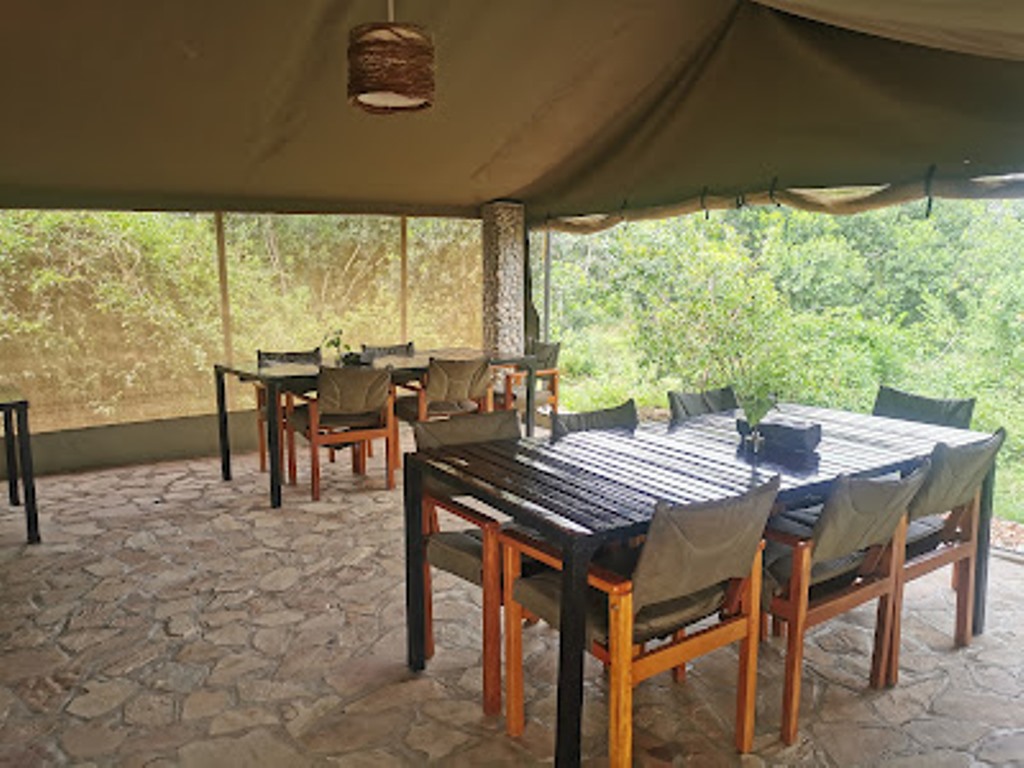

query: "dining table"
xmin=402 ymin=403 xmax=995 ymax=767
xmin=214 ymin=348 xmax=538 ymax=507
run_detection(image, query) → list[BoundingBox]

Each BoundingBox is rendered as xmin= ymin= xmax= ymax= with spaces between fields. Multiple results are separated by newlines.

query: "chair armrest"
xmin=498 ymin=528 xmax=632 ymax=595
xmin=429 ymin=495 xmax=500 ymax=531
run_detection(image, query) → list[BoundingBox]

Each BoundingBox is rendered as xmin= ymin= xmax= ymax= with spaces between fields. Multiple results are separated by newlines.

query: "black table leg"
xmin=405 ymin=457 xmax=426 ymax=671
xmin=4 ymin=408 xmax=18 ymax=505
xmin=973 ymin=465 xmax=995 ymax=635
xmin=266 ymin=380 xmax=282 ymax=508
xmin=214 ymin=366 xmax=232 ymax=481
xmin=15 ymin=404 xmax=39 ymax=544
xmin=555 ymin=540 xmax=599 ymax=767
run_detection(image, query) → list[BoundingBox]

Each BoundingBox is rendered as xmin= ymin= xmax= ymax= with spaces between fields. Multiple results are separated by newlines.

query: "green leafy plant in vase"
xmin=321 ymin=328 xmax=352 ymax=366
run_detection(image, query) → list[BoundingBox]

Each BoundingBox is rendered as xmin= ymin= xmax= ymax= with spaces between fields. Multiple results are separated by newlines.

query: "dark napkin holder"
xmin=736 ymin=414 xmax=821 ymax=454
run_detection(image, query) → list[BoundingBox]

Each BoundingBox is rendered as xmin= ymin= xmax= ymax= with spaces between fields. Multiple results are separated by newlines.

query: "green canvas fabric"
xmin=5 ymin=4 xmax=1024 ymax=221
xmin=905 ymin=514 xmax=947 ymax=559
xmin=551 ymin=399 xmax=638 ymax=440
xmin=257 ymin=348 xmax=322 ymax=367
xmin=907 ymin=429 xmax=1005 ymax=521
xmin=317 ymin=367 xmax=390 ymax=415
xmin=631 ymin=476 xmax=779 ymax=613
xmin=424 ymin=358 xmax=491 ymax=402
xmin=667 ymin=386 xmax=737 ymax=423
xmin=289 ymin=405 xmax=383 ymax=433
xmin=872 ymin=385 xmax=975 ymax=429
xmin=764 ymin=509 xmax=866 ymax=598
xmin=512 ymin=567 xmax=728 ymax=647
xmin=360 ymin=341 xmax=415 ymax=364
xmin=426 ymin=529 xmax=486 ymax=585
xmin=810 ymin=464 xmax=929 ymax=564
xmin=526 ymin=339 xmax=561 ymax=370
xmin=412 ymin=410 xmax=521 ymax=450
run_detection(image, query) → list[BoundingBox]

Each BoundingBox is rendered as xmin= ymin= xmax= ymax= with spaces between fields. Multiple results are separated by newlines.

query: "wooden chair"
xmin=497 ymin=339 xmax=560 ymax=419
xmin=886 ymin=429 xmax=1005 ymax=685
xmin=503 ymin=477 xmax=780 ymax=766
xmin=291 ymin=366 xmax=396 ymax=498
xmin=412 ymin=409 xmax=523 ymax=716
xmin=667 ymin=385 xmax=738 ymax=424
xmin=253 ymin=347 xmax=321 ymax=476
xmin=872 ymin=385 xmax=975 ymax=429
xmin=395 ymin=357 xmax=494 ymax=423
xmin=763 ymin=465 xmax=929 ymax=744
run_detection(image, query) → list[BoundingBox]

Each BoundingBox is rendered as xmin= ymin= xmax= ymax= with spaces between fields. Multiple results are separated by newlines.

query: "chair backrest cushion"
xmin=361 ymin=341 xmax=415 ymax=363
xmin=526 ymin=339 xmax=560 ymax=369
xmin=668 ymin=386 xmax=738 ymax=423
xmin=317 ymin=367 xmax=391 ymax=415
xmin=424 ymin=358 xmax=491 ymax=402
xmin=872 ymin=385 xmax=975 ymax=429
xmin=550 ymin=399 xmax=638 ymax=440
xmin=413 ymin=410 xmax=521 ymax=450
xmin=811 ymin=463 xmax=930 ymax=564
xmin=631 ymin=476 xmax=780 ymax=612
xmin=907 ymin=428 xmax=1005 ymax=521
xmin=258 ymin=347 xmax=321 ymax=367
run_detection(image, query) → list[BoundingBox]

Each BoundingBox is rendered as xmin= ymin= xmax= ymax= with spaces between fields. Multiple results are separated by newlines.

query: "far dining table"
xmin=403 ymin=404 xmax=994 ymax=767
xmin=213 ymin=348 xmax=537 ymax=507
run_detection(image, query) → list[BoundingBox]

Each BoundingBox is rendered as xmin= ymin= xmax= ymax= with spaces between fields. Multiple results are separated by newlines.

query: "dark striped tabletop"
xmin=411 ymin=403 xmax=989 ymax=544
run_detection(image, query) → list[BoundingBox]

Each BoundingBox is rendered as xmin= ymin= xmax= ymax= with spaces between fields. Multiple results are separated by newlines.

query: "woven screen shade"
xmin=348 ymin=22 xmax=434 ymax=114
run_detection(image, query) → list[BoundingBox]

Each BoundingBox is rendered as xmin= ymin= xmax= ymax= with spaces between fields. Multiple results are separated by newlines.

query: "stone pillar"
xmin=481 ymin=200 xmax=525 ymax=356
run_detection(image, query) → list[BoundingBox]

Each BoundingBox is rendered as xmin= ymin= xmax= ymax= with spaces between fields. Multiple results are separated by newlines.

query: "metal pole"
xmin=214 ymin=212 xmax=233 ymax=365
xmin=542 ymin=225 xmax=552 ymax=342
xmin=400 ymin=215 xmax=409 ymax=341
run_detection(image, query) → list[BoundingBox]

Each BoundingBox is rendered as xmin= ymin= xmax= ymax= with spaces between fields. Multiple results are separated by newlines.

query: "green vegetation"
xmin=1 ymin=203 xmax=1021 ymax=521
xmin=538 ymin=200 xmax=1024 ymax=522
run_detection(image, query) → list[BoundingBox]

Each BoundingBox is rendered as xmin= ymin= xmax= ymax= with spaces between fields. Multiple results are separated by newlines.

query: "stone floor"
xmin=1 ymin=433 xmax=1023 ymax=767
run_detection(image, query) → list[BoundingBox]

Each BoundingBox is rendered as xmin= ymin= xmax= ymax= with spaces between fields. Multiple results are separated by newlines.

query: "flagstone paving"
xmin=1 ymin=433 xmax=1022 ymax=766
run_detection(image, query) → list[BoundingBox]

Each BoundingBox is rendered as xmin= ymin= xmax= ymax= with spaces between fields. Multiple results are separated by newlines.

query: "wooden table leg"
xmin=266 ymin=380 xmax=282 ymax=508
xmin=4 ymin=408 xmax=18 ymax=506
xmin=214 ymin=366 xmax=232 ymax=481
xmin=15 ymin=404 xmax=39 ymax=544
xmin=973 ymin=466 xmax=995 ymax=635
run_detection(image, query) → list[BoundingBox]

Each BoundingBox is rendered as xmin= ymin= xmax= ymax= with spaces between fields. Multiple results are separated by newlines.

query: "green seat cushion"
xmin=764 ymin=508 xmax=865 ymax=598
xmin=905 ymin=514 xmax=946 ymax=559
xmin=427 ymin=529 xmax=486 ymax=585
xmin=290 ymin=405 xmax=383 ymax=432
xmin=513 ymin=569 xmax=726 ymax=646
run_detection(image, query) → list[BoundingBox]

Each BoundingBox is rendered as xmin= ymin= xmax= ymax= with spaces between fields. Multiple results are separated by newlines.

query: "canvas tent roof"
xmin=3 ymin=0 xmax=1024 ymax=225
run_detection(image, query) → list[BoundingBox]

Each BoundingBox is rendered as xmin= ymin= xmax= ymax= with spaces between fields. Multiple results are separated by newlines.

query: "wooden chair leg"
xmin=870 ymin=593 xmax=894 ymax=689
xmin=759 ymin=610 xmax=769 ymax=642
xmin=736 ymin=551 xmax=762 ymax=753
xmin=285 ymin=397 xmax=297 ymax=486
xmin=954 ymin=551 xmax=975 ymax=647
xmin=772 ymin=615 xmax=785 ymax=637
xmin=672 ymin=629 xmax=687 ymax=683
xmin=781 ymin=546 xmax=811 ymax=746
xmin=608 ymin=592 xmax=634 ymax=768
xmin=481 ymin=528 xmax=501 ymax=716
xmin=503 ymin=544 xmax=525 ymax=737
xmin=310 ymin=437 xmax=321 ymax=501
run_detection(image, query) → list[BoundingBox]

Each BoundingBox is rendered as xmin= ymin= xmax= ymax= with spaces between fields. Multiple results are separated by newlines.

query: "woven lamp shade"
xmin=348 ymin=22 xmax=434 ymax=114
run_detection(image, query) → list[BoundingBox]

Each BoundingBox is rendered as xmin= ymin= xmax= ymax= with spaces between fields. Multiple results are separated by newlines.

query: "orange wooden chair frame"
xmin=764 ymin=517 xmax=906 ymax=745
xmin=501 ymin=528 xmax=763 ymax=767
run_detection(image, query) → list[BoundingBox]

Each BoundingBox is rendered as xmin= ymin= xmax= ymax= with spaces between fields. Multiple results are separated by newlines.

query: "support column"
xmin=481 ymin=201 xmax=525 ymax=356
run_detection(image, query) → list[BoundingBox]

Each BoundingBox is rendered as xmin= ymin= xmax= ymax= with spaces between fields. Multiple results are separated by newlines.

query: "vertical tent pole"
xmin=400 ymin=215 xmax=409 ymax=342
xmin=215 ymin=211 xmax=233 ymax=366
xmin=542 ymin=225 xmax=552 ymax=342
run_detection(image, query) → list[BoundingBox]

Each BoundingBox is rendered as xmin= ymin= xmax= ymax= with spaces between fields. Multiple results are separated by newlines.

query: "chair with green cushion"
xmin=502 ymin=476 xmax=779 ymax=764
xmin=253 ymin=347 xmax=321 ymax=478
xmin=497 ymin=339 xmax=561 ymax=419
xmin=395 ymin=357 xmax=494 ymax=423
xmin=290 ymin=366 xmax=396 ymax=498
xmin=763 ymin=464 xmax=929 ymax=744
xmin=887 ymin=428 xmax=1005 ymax=685
xmin=667 ymin=385 xmax=738 ymax=424
xmin=872 ymin=385 xmax=975 ymax=429
xmin=413 ymin=409 xmax=522 ymax=716
xmin=550 ymin=398 xmax=638 ymax=440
